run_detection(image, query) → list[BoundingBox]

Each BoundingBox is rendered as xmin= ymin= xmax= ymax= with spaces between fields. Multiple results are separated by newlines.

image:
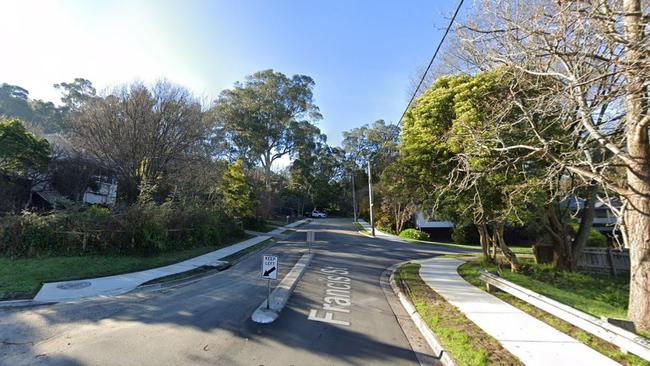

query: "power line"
xmin=397 ymin=0 xmax=465 ymax=126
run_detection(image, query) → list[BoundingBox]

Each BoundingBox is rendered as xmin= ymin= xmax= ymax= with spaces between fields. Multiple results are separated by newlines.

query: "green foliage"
xmin=396 ymin=263 xmax=521 ymax=366
xmin=587 ymin=229 xmax=608 ymax=248
xmin=458 ymin=261 xmax=647 ymax=365
xmin=375 ymin=218 xmax=397 ymax=235
xmin=241 ymin=217 xmax=268 ymax=232
xmin=0 ymin=83 xmax=71 ymax=133
xmin=213 ymin=70 xmax=322 ymax=175
xmin=0 ymin=205 xmax=244 ymax=258
xmin=342 ymin=119 xmax=400 ymax=179
xmin=220 ymin=159 xmax=256 ymax=218
xmin=570 ymin=224 xmax=608 ymax=247
xmin=0 ymin=119 xmax=50 ymax=175
xmin=289 ymin=143 xmax=345 ymax=214
xmin=399 ymin=228 xmax=429 ymax=241
xmin=451 ymin=225 xmax=480 ymax=246
xmin=462 ymin=260 xmax=629 ymax=318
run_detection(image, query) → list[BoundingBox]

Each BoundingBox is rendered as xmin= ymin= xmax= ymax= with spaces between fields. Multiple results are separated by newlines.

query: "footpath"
xmin=417 ymin=257 xmax=619 ymax=366
xmin=355 ymin=220 xmax=619 ymax=365
xmin=28 ymin=219 xmax=309 ymax=303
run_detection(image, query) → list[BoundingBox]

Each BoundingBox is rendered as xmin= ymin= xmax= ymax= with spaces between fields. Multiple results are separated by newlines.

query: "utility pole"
xmin=367 ymin=160 xmax=375 ymax=237
xmin=351 ymin=172 xmax=357 ymax=222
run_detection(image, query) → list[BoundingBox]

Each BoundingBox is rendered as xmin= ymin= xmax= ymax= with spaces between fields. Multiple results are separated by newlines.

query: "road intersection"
xmin=1 ymin=218 xmax=451 ymax=366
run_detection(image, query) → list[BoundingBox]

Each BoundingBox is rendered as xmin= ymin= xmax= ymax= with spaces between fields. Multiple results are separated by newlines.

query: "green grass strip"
xmin=395 ymin=263 xmax=523 ymax=366
xmin=458 ymin=261 xmax=648 ymax=366
xmin=0 ymin=235 xmax=251 ymax=300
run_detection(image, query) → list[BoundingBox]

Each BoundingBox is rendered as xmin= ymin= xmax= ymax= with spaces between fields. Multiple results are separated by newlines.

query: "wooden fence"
xmin=578 ymin=248 xmax=630 ymax=275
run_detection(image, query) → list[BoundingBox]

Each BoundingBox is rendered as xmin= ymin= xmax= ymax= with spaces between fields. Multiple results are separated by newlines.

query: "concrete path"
xmin=357 ymin=219 xmax=407 ymax=243
xmin=34 ymin=235 xmax=271 ymax=302
xmin=2 ymin=218 xmax=448 ymax=366
xmin=417 ymin=257 xmax=620 ymax=366
xmin=246 ymin=218 xmax=310 ymax=237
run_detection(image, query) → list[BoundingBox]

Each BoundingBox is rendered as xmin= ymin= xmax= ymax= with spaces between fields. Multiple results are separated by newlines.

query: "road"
xmin=0 ymin=218 xmax=455 ymax=366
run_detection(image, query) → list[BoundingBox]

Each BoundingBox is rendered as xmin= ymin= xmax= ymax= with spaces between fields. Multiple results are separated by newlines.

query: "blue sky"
xmin=0 ymin=0 xmax=460 ymax=146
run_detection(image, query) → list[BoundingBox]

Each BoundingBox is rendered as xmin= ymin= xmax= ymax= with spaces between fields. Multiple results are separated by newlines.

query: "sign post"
xmin=261 ymin=254 xmax=278 ymax=310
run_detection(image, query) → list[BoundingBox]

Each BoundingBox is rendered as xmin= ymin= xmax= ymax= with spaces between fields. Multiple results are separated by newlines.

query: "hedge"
xmin=399 ymin=228 xmax=429 ymax=241
xmin=0 ymin=204 xmax=244 ymax=257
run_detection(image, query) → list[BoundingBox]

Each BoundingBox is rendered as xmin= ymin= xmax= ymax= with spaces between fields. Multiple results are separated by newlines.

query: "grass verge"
xmin=221 ymin=238 xmax=274 ymax=263
xmin=143 ymin=238 xmax=275 ymax=286
xmin=458 ymin=260 xmax=648 ymax=366
xmin=463 ymin=259 xmax=628 ymax=319
xmin=267 ymin=219 xmax=293 ymax=227
xmin=401 ymin=238 xmax=533 ymax=255
xmin=352 ymin=221 xmax=365 ymax=232
xmin=0 ymin=234 xmax=252 ymax=300
xmin=395 ymin=263 xmax=523 ymax=366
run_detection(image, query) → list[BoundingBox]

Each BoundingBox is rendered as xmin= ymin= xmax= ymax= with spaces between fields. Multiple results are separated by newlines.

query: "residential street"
xmin=0 ymin=218 xmax=450 ymax=366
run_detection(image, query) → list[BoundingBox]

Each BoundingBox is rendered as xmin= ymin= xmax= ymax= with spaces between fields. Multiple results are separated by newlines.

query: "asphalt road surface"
xmin=0 ymin=218 xmax=458 ymax=366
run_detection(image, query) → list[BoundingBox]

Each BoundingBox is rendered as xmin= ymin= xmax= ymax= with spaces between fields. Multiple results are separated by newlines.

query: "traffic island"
xmin=251 ymin=252 xmax=314 ymax=324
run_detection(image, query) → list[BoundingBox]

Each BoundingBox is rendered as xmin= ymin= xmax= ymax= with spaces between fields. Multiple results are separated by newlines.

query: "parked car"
xmin=311 ymin=210 xmax=327 ymax=218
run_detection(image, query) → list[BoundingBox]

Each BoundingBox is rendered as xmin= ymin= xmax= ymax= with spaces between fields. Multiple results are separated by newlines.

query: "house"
xmin=83 ymin=176 xmax=117 ymax=206
xmin=561 ymin=197 xmax=619 ymax=233
xmin=414 ymin=210 xmax=454 ymax=241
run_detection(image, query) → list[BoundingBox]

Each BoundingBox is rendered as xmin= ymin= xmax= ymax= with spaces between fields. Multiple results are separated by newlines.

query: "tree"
xmin=71 ymin=81 xmax=209 ymax=202
xmin=0 ymin=84 xmax=33 ymax=122
xmin=219 ymin=159 xmax=256 ymax=219
xmin=0 ymin=83 xmax=72 ymax=134
xmin=0 ymin=119 xmax=50 ymax=175
xmin=342 ymin=119 xmax=400 ymax=180
xmin=54 ymin=78 xmax=97 ymax=112
xmin=457 ymin=0 xmax=650 ymax=329
xmin=212 ymin=70 xmax=322 ymax=188
xmin=0 ymin=119 xmax=51 ymax=212
xmin=290 ymin=142 xmax=345 ymax=214
xmin=379 ymin=159 xmax=420 ymax=234
xmin=401 ymin=71 xmax=551 ymax=271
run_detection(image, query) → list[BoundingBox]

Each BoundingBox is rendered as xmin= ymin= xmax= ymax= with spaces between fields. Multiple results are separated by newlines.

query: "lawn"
xmin=397 ymin=236 xmax=534 ymax=255
xmin=395 ymin=263 xmax=522 ymax=366
xmin=0 ymin=235 xmax=252 ymax=300
xmin=458 ymin=260 xmax=648 ymax=366
xmin=460 ymin=259 xmax=629 ymax=319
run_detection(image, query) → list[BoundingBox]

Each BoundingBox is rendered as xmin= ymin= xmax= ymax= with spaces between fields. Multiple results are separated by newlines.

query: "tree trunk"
xmin=546 ymin=204 xmax=573 ymax=270
xmin=570 ymin=184 xmax=598 ymax=271
xmin=475 ymin=220 xmax=490 ymax=259
xmin=495 ymin=221 xmax=519 ymax=272
xmin=490 ymin=225 xmax=498 ymax=260
xmin=623 ymin=0 xmax=650 ymax=331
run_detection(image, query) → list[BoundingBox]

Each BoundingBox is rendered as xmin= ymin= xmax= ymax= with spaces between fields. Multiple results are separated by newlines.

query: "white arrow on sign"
xmin=261 ymin=254 xmax=278 ymax=280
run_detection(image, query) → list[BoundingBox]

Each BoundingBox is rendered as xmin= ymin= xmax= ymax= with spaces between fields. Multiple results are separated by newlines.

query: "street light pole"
xmin=367 ymin=160 xmax=375 ymax=237
xmin=351 ymin=171 xmax=357 ymax=222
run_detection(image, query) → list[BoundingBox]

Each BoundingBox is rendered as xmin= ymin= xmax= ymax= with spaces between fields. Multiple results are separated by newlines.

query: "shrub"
xmin=242 ymin=216 xmax=267 ymax=232
xmin=587 ymin=228 xmax=608 ymax=248
xmin=377 ymin=224 xmax=397 ymax=235
xmin=399 ymin=228 xmax=429 ymax=241
xmin=451 ymin=225 xmax=480 ymax=246
xmin=570 ymin=224 xmax=608 ymax=247
xmin=0 ymin=204 xmax=245 ymax=258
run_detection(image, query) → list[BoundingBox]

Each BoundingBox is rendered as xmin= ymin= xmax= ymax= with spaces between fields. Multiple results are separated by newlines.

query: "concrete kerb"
xmin=387 ymin=261 xmax=455 ymax=366
xmin=0 ymin=235 xmax=274 ymax=307
xmin=251 ymin=252 xmax=314 ymax=324
xmin=137 ymin=238 xmax=277 ymax=293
